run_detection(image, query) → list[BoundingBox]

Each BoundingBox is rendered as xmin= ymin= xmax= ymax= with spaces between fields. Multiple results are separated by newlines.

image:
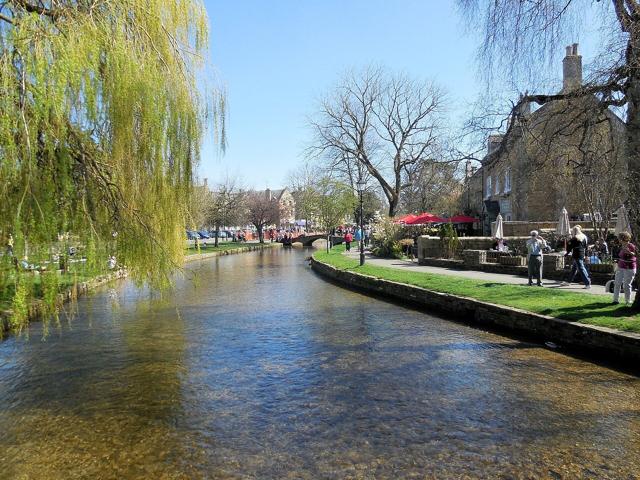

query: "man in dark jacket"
xmin=561 ymin=225 xmax=591 ymax=288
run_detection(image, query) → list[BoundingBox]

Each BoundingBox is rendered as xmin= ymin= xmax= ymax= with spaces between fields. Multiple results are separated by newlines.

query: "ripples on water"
xmin=0 ymin=248 xmax=639 ymax=479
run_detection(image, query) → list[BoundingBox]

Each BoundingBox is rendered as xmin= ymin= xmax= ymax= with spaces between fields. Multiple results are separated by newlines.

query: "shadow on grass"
xmin=540 ymin=302 xmax=637 ymax=321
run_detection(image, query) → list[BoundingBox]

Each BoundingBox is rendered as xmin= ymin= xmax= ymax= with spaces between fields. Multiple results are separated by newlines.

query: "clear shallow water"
xmin=0 ymin=248 xmax=639 ymax=479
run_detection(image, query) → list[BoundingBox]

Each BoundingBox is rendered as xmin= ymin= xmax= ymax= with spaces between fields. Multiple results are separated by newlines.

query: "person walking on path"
xmin=364 ymin=227 xmax=371 ymax=247
xmin=613 ymin=231 xmax=636 ymax=305
xmin=562 ymin=225 xmax=591 ymax=288
xmin=354 ymin=227 xmax=362 ymax=250
xmin=344 ymin=231 xmax=353 ymax=252
xmin=526 ymin=230 xmax=547 ymax=286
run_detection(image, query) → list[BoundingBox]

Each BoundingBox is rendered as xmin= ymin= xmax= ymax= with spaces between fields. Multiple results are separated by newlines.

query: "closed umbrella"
xmin=556 ymin=207 xmax=571 ymax=252
xmin=491 ymin=214 xmax=504 ymax=239
xmin=615 ymin=205 xmax=632 ymax=235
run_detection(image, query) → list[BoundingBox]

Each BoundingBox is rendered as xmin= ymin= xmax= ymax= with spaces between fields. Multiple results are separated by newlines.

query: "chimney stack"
xmin=487 ymin=134 xmax=504 ymax=155
xmin=562 ymin=43 xmax=582 ymax=92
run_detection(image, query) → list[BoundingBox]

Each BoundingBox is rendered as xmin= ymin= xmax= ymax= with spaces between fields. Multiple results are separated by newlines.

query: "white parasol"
xmin=556 ymin=207 xmax=571 ymax=237
xmin=615 ymin=205 xmax=632 ymax=235
xmin=491 ymin=214 xmax=504 ymax=239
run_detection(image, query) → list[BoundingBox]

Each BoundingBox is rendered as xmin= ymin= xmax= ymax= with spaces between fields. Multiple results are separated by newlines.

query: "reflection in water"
xmin=0 ymin=248 xmax=639 ymax=479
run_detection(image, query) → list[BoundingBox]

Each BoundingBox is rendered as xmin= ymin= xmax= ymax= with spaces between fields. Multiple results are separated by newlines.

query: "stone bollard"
xmin=543 ymin=253 xmax=565 ymax=272
xmin=462 ymin=250 xmax=487 ymax=267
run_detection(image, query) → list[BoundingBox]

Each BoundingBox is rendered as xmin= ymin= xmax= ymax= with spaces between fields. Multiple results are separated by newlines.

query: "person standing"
xmin=364 ymin=227 xmax=371 ymax=247
xmin=526 ymin=230 xmax=547 ymax=286
xmin=344 ymin=231 xmax=353 ymax=252
xmin=613 ymin=231 xmax=636 ymax=305
xmin=562 ymin=225 xmax=591 ymax=288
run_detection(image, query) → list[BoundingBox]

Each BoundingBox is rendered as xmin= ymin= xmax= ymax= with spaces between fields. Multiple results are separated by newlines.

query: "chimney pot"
xmin=562 ymin=43 xmax=582 ymax=92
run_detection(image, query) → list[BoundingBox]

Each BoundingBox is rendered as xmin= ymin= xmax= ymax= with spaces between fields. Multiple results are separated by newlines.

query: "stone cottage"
xmin=464 ymin=44 xmax=627 ymax=234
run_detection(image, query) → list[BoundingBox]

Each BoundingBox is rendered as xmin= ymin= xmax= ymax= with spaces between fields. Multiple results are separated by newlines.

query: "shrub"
xmin=439 ymin=223 xmax=460 ymax=259
xmin=371 ymin=218 xmax=404 ymax=258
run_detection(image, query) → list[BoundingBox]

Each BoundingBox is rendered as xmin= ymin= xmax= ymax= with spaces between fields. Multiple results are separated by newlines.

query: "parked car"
xmin=198 ymin=230 xmax=210 ymax=239
xmin=209 ymin=230 xmax=229 ymax=239
xmin=186 ymin=230 xmax=199 ymax=240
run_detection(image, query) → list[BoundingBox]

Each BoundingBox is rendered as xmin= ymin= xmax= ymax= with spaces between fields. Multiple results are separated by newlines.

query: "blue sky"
xmin=199 ymin=1 xmax=601 ymax=189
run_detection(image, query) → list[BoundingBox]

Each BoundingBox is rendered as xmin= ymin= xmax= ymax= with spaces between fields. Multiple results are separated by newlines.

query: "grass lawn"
xmin=314 ymin=247 xmax=640 ymax=333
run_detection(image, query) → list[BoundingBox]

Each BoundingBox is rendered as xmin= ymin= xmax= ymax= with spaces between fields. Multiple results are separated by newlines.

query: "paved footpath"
xmin=343 ymin=251 xmax=624 ymax=298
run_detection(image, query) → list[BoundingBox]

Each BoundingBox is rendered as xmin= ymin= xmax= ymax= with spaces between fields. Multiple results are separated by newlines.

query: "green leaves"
xmin=0 ymin=1 xmax=225 ymax=328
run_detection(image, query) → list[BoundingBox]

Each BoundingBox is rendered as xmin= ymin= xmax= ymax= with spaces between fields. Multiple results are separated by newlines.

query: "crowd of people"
xmin=336 ymin=225 xmax=372 ymax=252
xmin=522 ymin=226 xmax=636 ymax=305
xmin=267 ymin=228 xmax=304 ymax=243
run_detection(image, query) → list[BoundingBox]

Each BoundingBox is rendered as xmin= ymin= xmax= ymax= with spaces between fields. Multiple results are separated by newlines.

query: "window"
xmin=495 ymin=176 xmax=501 ymax=195
xmin=486 ymin=176 xmax=492 ymax=198
xmin=504 ymin=168 xmax=511 ymax=193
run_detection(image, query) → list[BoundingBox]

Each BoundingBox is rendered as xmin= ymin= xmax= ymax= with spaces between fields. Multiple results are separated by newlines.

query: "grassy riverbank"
xmin=314 ymin=247 xmax=640 ymax=333
xmin=185 ymin=242 xmax=278 ymax=256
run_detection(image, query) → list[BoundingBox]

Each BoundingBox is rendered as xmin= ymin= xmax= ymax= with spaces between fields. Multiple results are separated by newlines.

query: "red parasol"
xmin=405 ymin=213 xmax=446 ymax=225
xmin=448 ymin=215 xmax=480 ymax=224
xmin=393 ymin=214 xmax=418 ymax=224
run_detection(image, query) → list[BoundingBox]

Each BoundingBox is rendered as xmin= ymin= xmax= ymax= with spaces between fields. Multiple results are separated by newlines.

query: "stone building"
xmin=463 ymin=44 xmax=627 ymax=234
xmin=263 ymin=188 xmax=296 ymax=227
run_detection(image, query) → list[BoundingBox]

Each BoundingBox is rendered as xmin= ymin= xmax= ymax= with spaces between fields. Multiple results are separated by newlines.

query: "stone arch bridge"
xmin=283 ymin=233 xmax=345 ymax=247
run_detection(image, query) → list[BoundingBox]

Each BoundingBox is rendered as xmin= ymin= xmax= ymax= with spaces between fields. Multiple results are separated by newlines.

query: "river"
xmin=0 ymin=247 xmax=639 ymax=479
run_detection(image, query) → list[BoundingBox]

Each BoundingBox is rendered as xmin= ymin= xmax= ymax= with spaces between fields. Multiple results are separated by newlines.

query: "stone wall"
xmin=418 ymin=236 xmax=498 ymax=260
xmin=184 ymin=243 xmax=281 ymax=262
xmin=418 ymin=236 xmax=531 ymax=260
xmin=311 ymin=257 xmax=640 ymax=364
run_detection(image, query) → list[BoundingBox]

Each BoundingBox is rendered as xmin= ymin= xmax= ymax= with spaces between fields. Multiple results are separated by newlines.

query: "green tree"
xmin=0 ymin=1 xmax=225 ymax=327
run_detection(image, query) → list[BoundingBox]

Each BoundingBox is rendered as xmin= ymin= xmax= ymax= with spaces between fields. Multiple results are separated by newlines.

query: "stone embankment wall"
xmin=184 ymin=243 xmax=281 ymax=262
xmin=311 ymin=257 xmax=640 ymax=363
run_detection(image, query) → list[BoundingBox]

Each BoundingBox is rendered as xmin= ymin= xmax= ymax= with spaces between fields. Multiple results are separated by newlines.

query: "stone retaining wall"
xmin=311 ymin=257 xmax=640 ymax=363
xmin=184 ymin=243 xmax=281 ymax=262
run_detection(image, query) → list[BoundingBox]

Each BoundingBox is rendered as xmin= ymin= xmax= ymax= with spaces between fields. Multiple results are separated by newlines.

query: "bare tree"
xmin=188 ymin=180 xmax=213 ymax=232
xmin=401 ymin=160 xmax=462 ymax=215
xmin=309 ymin=67 xmax=448 ymax=217
xmin=207 ymin=176 xmax=246 ymax=247
xmin=457 ymin=0 xmax=640 ymax=306
xmin=244 ymin=192 xmax=279 ymax=243
xmin=287 ymin=162 xmax=321 ymax=230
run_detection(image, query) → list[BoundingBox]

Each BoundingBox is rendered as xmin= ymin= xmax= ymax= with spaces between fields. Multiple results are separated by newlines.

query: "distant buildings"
xmin=463 ymin=44 xmax=626 ymax=234
xmin=263 ymin=188 xmax=296 ymax=227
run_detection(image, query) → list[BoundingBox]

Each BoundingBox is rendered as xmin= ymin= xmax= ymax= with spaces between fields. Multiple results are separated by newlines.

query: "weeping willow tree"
xmin=0 ymin=0 xmax=225 ymax=330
